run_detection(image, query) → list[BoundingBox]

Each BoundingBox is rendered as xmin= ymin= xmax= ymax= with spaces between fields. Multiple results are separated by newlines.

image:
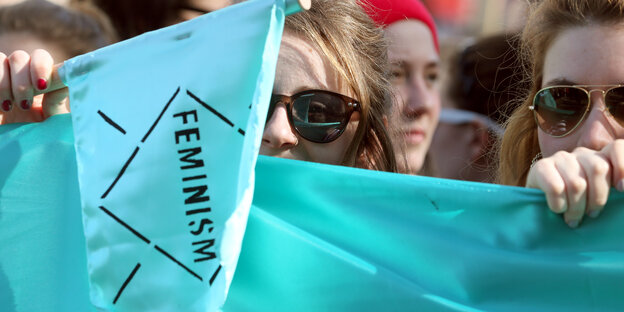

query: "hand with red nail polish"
xmin=0 ymin=49 xmax=68 ymax=125
xmin=1 ymin=100 xmax=11 ymax=112
xmin=37 ymin=78 xmax=47 ymax=91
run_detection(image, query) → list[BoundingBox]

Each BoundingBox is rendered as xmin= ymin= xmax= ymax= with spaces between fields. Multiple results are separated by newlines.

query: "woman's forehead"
xmin=543 ymin=25 xmax=624 ymax=85
xmin=275 ymin=32 xmax=352 ymax=97
xmin=384 ymin=20 xmax=438 ymax=64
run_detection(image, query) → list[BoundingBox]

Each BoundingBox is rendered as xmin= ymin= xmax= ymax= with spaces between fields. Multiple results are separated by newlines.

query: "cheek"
xmin=537 ymin=129 xmax=574 ymax=157
xmin=390 ymin=84 xmax=407 ymax=106
xmin=300 ymin=119 xmax=358 ymax=165
xmin=429 ymin=92 xmax=441 ymax=126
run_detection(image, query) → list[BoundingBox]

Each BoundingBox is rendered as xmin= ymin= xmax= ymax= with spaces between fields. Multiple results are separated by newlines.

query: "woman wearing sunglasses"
xmin=0 ymin=0 xmax=399 ymax=172
xmin=261 ymin=0 xmax=397 ymax=171
xmin=499 ymin=0 xmax=624 ymax=228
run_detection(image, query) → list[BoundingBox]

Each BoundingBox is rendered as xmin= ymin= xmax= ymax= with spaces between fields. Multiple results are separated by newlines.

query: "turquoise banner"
xmin=2 ymin=115 xmax=624 ymax=311
xmin=225 ymin=156 xmax=624 ymax=311
xmin=0 ymin=116 xmax=90 ymax=312
xmin=60 ymin=0 xmax=285 ymax=309
xmin=1 ymin=0 xmax=292 ymax=310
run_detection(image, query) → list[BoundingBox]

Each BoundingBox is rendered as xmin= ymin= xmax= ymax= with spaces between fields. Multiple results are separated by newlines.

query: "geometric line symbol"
xmin=186 ymin=89 xmax=246 ymax=136
xmin=101 ymin=147 xmax=140 ymax=199
xmin=155 ymin=245 xmax=203 ymax=281
xmin=142 ymin=87 xmax=180 ymax=143
xmin=113 ymin=263 xmax=141 ymax=304
xmin=209 ymin=264 xmax=222 ymax=285
xmin=98 ymin=205 xmax=203 ymax=282
xmin=96 ymin=86 xmax=230 ymax=304
xmin=99 ymin=206 xmax=151 ymax=244
xmin=98 ymin=110 xmax=127 ymax=135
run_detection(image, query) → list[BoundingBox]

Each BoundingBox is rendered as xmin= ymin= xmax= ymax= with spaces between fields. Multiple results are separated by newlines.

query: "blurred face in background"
xmin=385 ymin=20 xmax=441 ymax=174
xmin=0 ymin=32 xmax=69 ymax=61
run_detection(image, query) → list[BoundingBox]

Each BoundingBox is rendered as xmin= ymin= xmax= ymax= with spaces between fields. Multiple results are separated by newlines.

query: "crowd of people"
xmin=0 ymin=0 xmax=622 ymax=229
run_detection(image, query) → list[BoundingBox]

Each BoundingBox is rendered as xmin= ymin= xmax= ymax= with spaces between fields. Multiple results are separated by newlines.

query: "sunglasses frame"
xmin=529 ymin=84 xmax=624 ymax=137
xmin=268 ymin=89 xmax=360 ymax=143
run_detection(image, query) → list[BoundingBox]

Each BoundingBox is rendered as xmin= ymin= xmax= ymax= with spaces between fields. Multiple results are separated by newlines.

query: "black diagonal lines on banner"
xmin=98 ymin=110 xmax=127 ymax=134
xmin=186 ymin=89 xmax=246 ymax=137
xmin=101 ymin=146 xmax=140 ymax=199
xmin=99 ymin=206 xmax=204 ymax=282
xmin=209 ymin=264 xmax=222 ymax=285
xmin=142 ymin=87 xmax=181 ymax=143
xmin=99 ymin=206 xmax=151 ymax=244
xmin=114 ymin=263 xmax=141 ymax=304
xmin=154 ymin=245 xmax=203 ymax=281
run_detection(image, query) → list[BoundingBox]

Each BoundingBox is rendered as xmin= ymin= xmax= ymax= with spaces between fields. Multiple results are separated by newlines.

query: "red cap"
xmin=362 ymin=0 xmax=439 ymax=53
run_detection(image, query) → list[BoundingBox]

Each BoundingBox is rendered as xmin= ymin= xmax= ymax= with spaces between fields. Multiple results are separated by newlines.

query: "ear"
xmin=382 ymin=115 xmax=389 ymax=128
xmin=467 ymin=119 xmax=491 ymax=164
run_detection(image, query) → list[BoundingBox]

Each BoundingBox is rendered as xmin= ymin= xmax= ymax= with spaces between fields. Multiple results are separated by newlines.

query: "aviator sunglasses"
xmin=267 ymin=90 xmax=360 ymax=143
xmin=530 ymin=85 xmax=624 ymax=137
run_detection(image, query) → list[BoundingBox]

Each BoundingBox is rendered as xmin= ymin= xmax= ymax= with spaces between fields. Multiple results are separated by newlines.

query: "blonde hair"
xmin=0 ymin=0 xmax=117 ymax=57
xmin=285 ymin=0 xmax=398 ymax=172
xmin=498 ymin=0 xmax=624 ymax=185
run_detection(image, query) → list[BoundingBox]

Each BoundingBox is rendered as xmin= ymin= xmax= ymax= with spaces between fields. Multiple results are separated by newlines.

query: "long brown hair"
xmin=498 ymin=0 xmax=624 ymax=186
xmin=285 ymin=0 xmax=398 ymax=172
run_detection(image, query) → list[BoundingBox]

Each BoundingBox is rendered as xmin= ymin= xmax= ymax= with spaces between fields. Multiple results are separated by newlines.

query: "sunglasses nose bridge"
xmin=586 ymin=89 xmax=611 ymax=113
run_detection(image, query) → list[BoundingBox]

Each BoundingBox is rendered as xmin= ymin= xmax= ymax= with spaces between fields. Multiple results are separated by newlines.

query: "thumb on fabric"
xmin=41 ymin=87 xmax=70 ymax=118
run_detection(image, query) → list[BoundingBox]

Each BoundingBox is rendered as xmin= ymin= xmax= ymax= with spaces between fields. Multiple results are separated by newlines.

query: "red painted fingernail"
xmin=1 ymin=100 xmax=11 ymax=112
xmin=20 ymin=100 xmax=29 ymax=110
xmin=37 ymin=78 xmax=47 ymax=90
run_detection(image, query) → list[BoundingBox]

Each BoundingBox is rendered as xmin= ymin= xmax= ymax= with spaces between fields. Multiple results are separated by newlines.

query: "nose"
xmin=262 ymin=104 xmax=298 ymax=149
xmin=402 ymin=75 xmax=435 ymax=118
xmin=576 ymin=92 xmax=614 ymax=150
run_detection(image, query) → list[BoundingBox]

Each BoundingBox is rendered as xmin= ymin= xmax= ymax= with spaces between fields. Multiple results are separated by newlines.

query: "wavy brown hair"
xmin=285 ymin=0 xmax=398 ymax=172
xmin=498 ymin=0 xmax=624 ymax=186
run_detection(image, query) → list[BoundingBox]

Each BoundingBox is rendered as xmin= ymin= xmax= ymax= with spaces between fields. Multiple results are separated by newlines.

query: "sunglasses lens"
xmin=292 ymin=92 xmax=348 ymax=143
xmin=605 ymin=87 xmax=624 ymax=127
xmin=534 ymin=87 xmax=588 ymax=136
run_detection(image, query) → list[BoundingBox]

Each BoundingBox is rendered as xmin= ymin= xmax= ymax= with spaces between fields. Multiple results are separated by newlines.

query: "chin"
xmin=405 ymin=151 xmax=426 ymax=174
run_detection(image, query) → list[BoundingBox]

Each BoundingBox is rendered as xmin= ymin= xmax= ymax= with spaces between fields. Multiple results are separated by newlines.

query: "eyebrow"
xmin=542 ymin=78 xmax=624 ymax=87
xmin=425 ymin=61 xmax=439 ymax=70
xmin=542 ymin=78 xmax=578 ymax=87
xmin=389 ymin=60 xmax=439 ymax=69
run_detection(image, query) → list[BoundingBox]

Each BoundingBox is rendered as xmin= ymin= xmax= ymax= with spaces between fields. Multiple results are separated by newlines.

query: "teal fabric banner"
xmin=57 ymin=0 xmax=286 ymax=310
xmin=0 ymin=116 xmax=90 ymax=312
xmin=224 ymin=157 xmax=624 ymax=311
xmin=2 ymin=116 xmax=624 ymax=311
xmin=0 ymin=0 xmax=293 ymax=310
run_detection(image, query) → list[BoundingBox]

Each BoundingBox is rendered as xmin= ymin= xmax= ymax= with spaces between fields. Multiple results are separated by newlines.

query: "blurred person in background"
xmin=429 ymin=33 xmax=526 ymax=182
xmin=0 ymin=0 xmax=116 ymax=123
xmin=363 ymin=0 xmax=441 ymax=175
xmin=73 ymin=0 xmax=235 ymax=40
xmin=0 ymin=0 xmax=67 ymax=5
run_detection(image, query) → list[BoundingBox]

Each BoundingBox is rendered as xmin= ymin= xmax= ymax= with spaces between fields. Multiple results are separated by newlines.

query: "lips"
xmin=404 ymin=128 xmax=426 ymax=145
